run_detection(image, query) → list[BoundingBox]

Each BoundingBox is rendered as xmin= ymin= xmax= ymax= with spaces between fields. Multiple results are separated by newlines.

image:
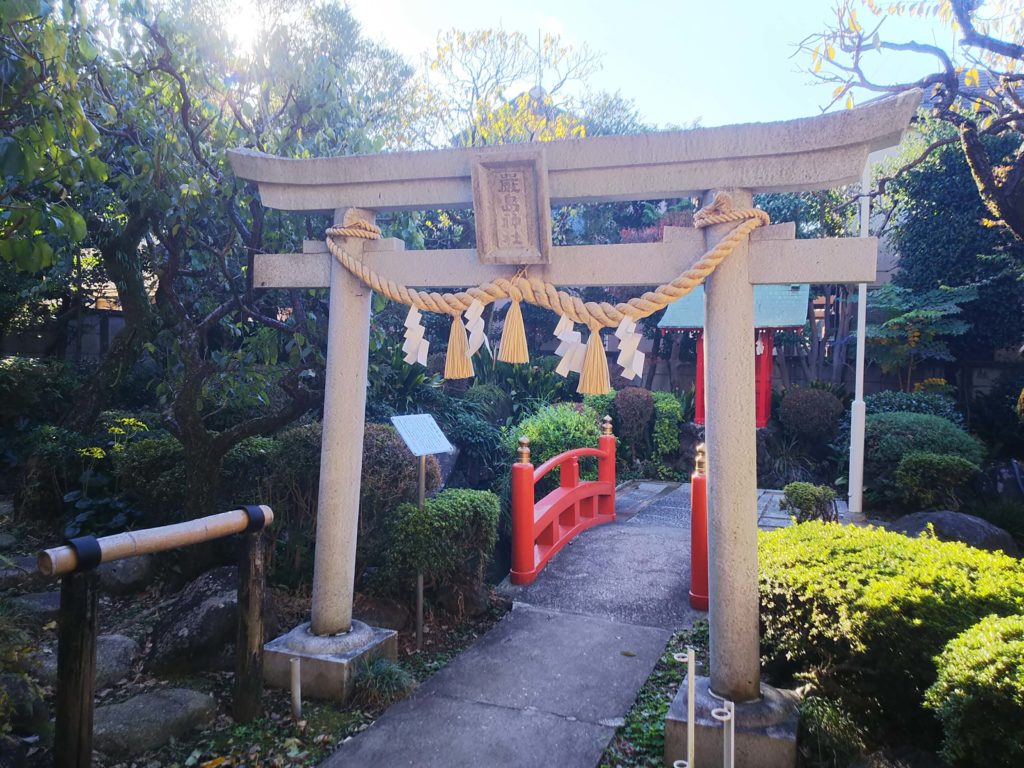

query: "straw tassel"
xmin=444 ymin=313 xmax=474 ymax=379
xmin=577 ymin=325 xmax=611 ymax=395
xmin=497 ymin=299 xmax=529 ymax=364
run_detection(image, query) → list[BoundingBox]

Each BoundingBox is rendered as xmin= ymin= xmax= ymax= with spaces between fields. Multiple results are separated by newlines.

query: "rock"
xmin=10 ymin=592 xmax=60 ymax=622
xmin=31 ymin=634 xmax=139 ymax=689
xmin=145 ymin=566 xmax=238 ymax=674
xmin=98 ymin=554 xmax=156 ymax=595
xmin=0 ymin=674 xmax=48 ymax=736
xmin=0 ymin=533 xmax=16 ymax=552
xmin=984 ymin=460 xmax=1024 ymax=502
xmin=889 ymin=510 xmax=1020 ymax=557
xmin=0 ymin=556 xmax=52 ymax=593
xmin=353 ymin=593 xmax=410 ymax=631
xmin=93 ymin=688 xmax=216 ymax=758
xmin=436 ymin=574 xmax=489 ymax=618
xmin=0 ymin=734 xmax=27 ymax=768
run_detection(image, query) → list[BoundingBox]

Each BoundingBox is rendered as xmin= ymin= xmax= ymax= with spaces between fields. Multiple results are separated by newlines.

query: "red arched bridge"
xmin=510 ymin=417 xmax=617 ymax=585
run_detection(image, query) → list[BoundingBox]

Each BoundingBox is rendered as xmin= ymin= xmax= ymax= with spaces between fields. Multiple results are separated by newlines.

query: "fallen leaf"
xmin=620 ymin=650 xmax=637 ymax=657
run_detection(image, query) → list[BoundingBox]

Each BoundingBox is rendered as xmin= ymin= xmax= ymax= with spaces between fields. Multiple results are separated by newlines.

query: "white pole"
xmin=848 ymin=166 xmax=870 ymax=515
xmin=687 ymin=648 xmax=696 ymax=768
xmin=290 ymin=657 xmax=302 ymax=721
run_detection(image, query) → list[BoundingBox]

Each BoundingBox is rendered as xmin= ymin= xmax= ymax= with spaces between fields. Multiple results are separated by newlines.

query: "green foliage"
xmin=0 ymin=599 xmax=38 ymax=738
xmin=360 ymin=424 xmax=441 ymax=552
xmin=583 ymin=393 xmax=615 ymax=423
xmin=472 ymin=351 xmax=572 ymax=421
xmin=798 ymin=696 xmax=866 ymax=768
xmin=375 ymin=489 xmax=499 ymax=593
xmin=759 ymin=522 xmax=1024 ymax=742
xmin=220 ymin=436 xmax=277 ymax=508
xmin=503 ymin=404 xmax=601 ymax=492
xmin=969 ymin=368 xmax=1024 ymax=459
xmin=894 ymin=452 xmax=981 ymax=511
xmin=864 ymin=389 xmax=964 ymax=427
xmin=885 ymin=123 xmax=1024 ymax=359
xmin=114 ymin=434 xmax=187 ymax=520
xmin=442 ymin=410 xmax=503 ymax=489
xmin=864 ymin=412 xmax=984 ymax=511
xmin=351 ymin=657 xmax=416 ymax=709
xmin=614 ymin=387 xmax=654 ymax=460
xmin=651 ymin=391 xmax=683 ymax=460
xmin=778 ymin=387 xmax=843 ymax=445
xmin=780 ymin=482 xmax=838 ymax=523
xmin=967 ymin=499 xmax=1024 ymax=546
xmin=463 ymin=383 xmax=513 ymax=426
xmin=924 ymin=614 xmax=1024 ymax=768
xmin=866 ymin=283 xmax=977 ymax=392
xmin=0 ymin=356 xmax=81 ymax=423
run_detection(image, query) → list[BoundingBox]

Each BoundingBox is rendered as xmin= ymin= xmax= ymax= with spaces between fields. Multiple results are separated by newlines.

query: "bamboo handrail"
xmin=38 ymin=506 xmax=274 ymax=577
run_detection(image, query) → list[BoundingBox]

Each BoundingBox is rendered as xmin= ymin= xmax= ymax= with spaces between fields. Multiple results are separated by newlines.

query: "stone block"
xmin=263 ymin=620 xmax=396 ymax=701
xmin=664 ymin=675 xmax=799 ymax=768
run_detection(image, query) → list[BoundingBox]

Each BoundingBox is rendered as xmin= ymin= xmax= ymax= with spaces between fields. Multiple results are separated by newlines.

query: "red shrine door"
xmin=694 ymin=330 xmax=775 ymax=428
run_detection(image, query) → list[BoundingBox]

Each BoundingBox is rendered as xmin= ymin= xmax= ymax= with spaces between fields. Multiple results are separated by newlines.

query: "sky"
xmin=340 ymin=0 xmax=961 ymax=128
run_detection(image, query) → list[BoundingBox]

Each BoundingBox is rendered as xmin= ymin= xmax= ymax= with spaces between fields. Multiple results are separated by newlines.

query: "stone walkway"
xmin=323 ymin=481 xmax=826 ymax=768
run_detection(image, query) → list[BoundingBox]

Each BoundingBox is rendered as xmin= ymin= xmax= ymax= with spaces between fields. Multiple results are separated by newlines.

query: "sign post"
xmin=390 ymin=414 xmax=455 ymax=651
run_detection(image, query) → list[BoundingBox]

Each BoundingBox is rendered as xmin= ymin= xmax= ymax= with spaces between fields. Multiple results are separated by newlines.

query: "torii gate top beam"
xmin=228 ymin=91 xmax=921 ymax=213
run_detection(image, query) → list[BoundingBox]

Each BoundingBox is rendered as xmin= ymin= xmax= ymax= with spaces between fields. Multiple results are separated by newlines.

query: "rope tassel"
xmin=444 ymin=313 xmax=474 ymax=379
xmin=577 ymin=326 xmax=611 ymax=395
xmin=497 ymin=299 xmax=529 ymax=364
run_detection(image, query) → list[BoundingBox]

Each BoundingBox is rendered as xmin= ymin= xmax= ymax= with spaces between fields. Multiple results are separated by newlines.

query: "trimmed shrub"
xmin=220 ymin=436 xmax=276 ymax=508
xmin=865 ymin=389 xmax=964 ymax=426
xmin=0 ymin=356 xmax=81 ymax=424
xmin=375 ymin=489 xmax=499 ymax=593
xmin=759 ymin=523 xmax=1024 ymax=742
xmin=583 ymin=393 xmax=615 ymax=424
xmin=924 ymin=614 xmax=1024 ymax=768
xmin=503 ymin=403 xmax=601 ymax=493
xmin=894 ymin=451 xmax=981 ymax=511
xmin=614 ymin=387 xmax=654 ymax=460
xmin=360 ymin=423 xmax=441 ymax=550
xmin=651 ymin=391 xmax=683 ymax=460
xmin=864 ymin=412 xmax=984 ymax=510
xmin=463 ymin=383 xmax=513 ymax=426
xmin=780 ymin=482 xmax=838 ymax=523
xmin=443 ymin=410 xmax=502 ymax=489
xmin=779 ymin=387 xmax=843 ymax=444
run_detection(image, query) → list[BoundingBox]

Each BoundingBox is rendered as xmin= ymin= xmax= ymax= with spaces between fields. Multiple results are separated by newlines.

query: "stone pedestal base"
xmin=664 ymin=675 xmax=799 ymax=768
xmin=263 ymin=620 xmax=397 ymax=701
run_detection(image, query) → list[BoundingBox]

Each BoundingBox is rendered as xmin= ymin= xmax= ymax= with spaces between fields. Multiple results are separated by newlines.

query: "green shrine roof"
xmin=657 ymin=284 xmax=809 ymax=330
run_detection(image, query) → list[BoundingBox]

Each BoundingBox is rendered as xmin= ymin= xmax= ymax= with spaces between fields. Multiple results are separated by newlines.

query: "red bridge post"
xmin=689 ymin=443 xmax=709 ymax=611
xmin=598 ymin=415 xmax=616 ymax=519
xmin=511 ymin=437 xmax=535 ymax=585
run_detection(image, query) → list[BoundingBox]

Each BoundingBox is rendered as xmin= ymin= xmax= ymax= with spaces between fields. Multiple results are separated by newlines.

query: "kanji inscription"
xmin=471 ymin=151 xmax=551 ymax=264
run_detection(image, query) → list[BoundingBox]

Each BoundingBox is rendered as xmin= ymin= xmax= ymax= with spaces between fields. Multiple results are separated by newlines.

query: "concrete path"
xmin=324 ymin=481 xmax=815 ymax=768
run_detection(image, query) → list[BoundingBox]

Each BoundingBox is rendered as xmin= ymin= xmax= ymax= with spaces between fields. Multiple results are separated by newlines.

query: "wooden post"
xmin=55 ymin=571 xmax=98 ymax=768
xmin=233 ymin=532 xmax=266 ymax=723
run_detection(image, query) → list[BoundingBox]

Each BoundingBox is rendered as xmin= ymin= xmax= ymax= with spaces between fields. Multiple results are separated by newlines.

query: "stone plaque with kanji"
xmin=471 ymin=151 xmax=551 ymax=264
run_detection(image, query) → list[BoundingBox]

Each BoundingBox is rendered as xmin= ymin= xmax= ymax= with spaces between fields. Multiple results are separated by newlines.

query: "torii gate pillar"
xmin=701 ymin=189 xmax=761 ymax=702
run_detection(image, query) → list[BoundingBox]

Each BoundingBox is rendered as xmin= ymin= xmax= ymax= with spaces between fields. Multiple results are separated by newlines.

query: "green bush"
xmin=779 ymin=387 xmax=843 ymax=444
xmin=583 ymin=392 xmax=615 ymax=423
xmin=361 ymin=423 xmax=441 ymax=548
xmin=651 ymin=391 xmax=683 ymax=459
xmin=894 ymin=451 xmax=981 ymax=511
xmin=967 ymin=499 xmax=1024 ymax=545
xmin=375 ymin=489 xmax=499 ymax=594
xmin=924 ymin=614 xmax=1024 ymax=768
xmin=114 ymin=435 xmax=187 ymax=518
xmin=614 ymin=387 xmax=654 ymax=460
xmin=503 ymin=403 xmax=601 ymax=493
xmin=798 ymin=696 xmax=866 ymax=768
xmin=864 ymin=412 xmax=984 ymax=511
xmin=463 ymin=383 xmax=513 ymax=426
xmin=759 ymin=522 xmax=1024 ymax=742
xmin=220 ymin=436 xmax=276 ymax=508
xmin=0 ymin=356 xmax=81 ymax=424
xmin=864 ymin=389 xmax=964 ymax=426
xmin=780 ymin=482 xmax=838 ymax=523
xmin=443 ymin=410 xmax=502 ymax=489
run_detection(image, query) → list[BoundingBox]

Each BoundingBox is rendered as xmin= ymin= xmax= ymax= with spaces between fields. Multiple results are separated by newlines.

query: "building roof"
xmin=657 ymin=284 xmax=809 ymax=330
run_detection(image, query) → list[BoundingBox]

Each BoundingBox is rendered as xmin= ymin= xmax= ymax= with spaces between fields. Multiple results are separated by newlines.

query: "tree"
xmin=802 ymin=0 xmax=1024 ymax=245
xmin=866 ymin=282 xmax=977 ymax=391
xmin=883 ymin=120 xmax=1024 ymax=363
xmin=5 ymin=0 xmax=420 ymax=519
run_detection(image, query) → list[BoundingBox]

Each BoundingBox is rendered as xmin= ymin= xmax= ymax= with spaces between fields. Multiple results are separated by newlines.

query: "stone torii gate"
xmin=229 ymin=91 xmax=919 ymax=764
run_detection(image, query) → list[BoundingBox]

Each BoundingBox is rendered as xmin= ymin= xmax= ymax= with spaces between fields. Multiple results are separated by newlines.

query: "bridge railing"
xmin=510 ymin=416 xmax=617 ymax=585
